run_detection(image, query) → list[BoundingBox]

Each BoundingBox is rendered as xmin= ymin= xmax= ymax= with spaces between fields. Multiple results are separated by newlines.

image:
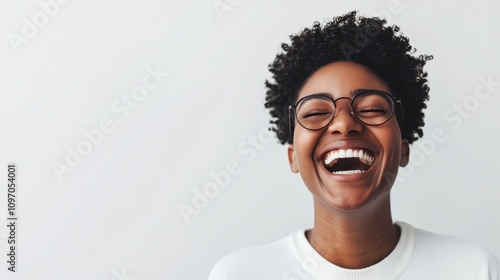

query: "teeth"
xmin=324 ymin=148 xmax=374 ymax=166
xmin=346 ymin=149 xmax=353 ymax=157
xmin=339 ymin=149 xmax=346 ymax=158
xmin=332 ymin=170 xmax=364 ymax=174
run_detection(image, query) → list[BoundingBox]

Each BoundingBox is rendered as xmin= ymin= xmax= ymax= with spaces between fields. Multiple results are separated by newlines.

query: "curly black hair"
xmin=264 ymin=11 xmax=432 ymax=145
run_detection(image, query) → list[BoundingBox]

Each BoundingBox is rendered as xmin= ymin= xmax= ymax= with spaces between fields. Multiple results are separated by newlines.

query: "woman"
xmin=209 ymin=11 xmax=500 ymax=279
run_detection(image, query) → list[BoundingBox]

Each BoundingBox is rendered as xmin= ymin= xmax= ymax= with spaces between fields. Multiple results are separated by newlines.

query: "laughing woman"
xmin=208 ymin=11 xmax=500 ymax=280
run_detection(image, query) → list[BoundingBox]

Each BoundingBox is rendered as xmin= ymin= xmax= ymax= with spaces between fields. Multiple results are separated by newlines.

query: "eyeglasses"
xmin=288 ymin=90 xmax=404 ymax=136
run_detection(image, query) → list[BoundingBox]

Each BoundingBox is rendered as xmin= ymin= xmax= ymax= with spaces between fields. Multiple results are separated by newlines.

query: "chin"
xmin=317 ymin=181 xmax=390 ymax=214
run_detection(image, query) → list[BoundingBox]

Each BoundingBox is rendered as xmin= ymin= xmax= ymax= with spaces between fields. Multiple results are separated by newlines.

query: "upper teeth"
xmin=324 ymin=149 xmax=374 ymax=166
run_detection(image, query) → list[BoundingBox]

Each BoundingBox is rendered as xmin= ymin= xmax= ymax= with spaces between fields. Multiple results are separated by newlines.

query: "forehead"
xmin=298 ymin=62 xmax=391 ymax=99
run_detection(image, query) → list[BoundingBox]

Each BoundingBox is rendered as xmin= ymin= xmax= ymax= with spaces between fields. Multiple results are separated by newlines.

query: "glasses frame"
xmin=288 ymin=90 xmax=404 ymax=137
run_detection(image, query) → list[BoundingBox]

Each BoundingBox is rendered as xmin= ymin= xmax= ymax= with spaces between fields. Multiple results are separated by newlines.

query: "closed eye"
xmin=303 ymin=112 xmax=332 ymax=118
xmin=300 ymin=111 xmax=334 ymax=123
xmin=356 ymin=109 xmax=389 ymax=117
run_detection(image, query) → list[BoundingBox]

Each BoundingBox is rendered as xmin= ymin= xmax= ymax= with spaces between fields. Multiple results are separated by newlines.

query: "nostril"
xmin=347 ymin=129 xmax=361 ymax=135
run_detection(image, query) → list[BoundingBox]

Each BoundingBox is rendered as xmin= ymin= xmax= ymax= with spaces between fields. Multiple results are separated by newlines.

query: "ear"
xmin=399 ymin=139 xmax=410 ymax=167
xmin=287 ymin=145 xmax=299 ymax=173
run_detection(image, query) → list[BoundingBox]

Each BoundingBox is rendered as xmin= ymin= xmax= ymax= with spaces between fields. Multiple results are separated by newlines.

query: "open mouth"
xmin=323 ymin=149 xmax=374 ymax=175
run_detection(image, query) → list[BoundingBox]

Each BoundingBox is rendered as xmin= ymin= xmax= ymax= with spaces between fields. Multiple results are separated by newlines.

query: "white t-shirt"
xmin=208 ymin=222 xmax=500 ymax=279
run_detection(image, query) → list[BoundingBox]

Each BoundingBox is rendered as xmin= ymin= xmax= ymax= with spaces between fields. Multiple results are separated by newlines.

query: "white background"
xmin=1 ymin=0 xmax=499 ymax=279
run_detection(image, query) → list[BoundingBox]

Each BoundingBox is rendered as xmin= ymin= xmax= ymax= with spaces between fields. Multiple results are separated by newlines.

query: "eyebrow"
xmin=311 ymin=88 xmax=375 ymax=99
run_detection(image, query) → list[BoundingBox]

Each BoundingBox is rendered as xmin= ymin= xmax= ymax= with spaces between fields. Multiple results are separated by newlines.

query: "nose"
xmin=327 ymin=98 xmax=364 ymax=135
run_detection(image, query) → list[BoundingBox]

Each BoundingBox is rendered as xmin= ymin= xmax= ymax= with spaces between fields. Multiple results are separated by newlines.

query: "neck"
xmin=306 ymin=197 xmax=400 ymax=269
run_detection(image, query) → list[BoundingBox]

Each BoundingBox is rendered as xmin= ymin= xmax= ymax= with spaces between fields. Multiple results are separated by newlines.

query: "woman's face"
xmin=288 ymin=61 xmax=409 ymax=213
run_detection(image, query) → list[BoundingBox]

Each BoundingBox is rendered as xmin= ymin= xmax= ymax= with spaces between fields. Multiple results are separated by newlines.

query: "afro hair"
xmin=264 ymin=11 xmax=432 ymax=145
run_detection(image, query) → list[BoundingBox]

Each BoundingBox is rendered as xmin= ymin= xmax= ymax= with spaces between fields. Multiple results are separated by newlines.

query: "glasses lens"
xmin=352 ymin=91 xmax=394 ymax=125
xmin=296 ymin=96 xmax=335 ymax=130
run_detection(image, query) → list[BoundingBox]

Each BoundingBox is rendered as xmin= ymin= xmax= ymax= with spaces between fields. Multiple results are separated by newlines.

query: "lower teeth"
xmin=332 ymin=170 xmax=364 ymax=175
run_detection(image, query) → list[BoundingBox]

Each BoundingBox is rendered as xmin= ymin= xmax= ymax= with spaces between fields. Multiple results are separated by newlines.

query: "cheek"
xmin=294 ymin=130 xmax=320 ymax=158
xmin=380 ymin=131 xmax=403 ymax=163
xmin=293 ymin=130 xmax=323 ymax=178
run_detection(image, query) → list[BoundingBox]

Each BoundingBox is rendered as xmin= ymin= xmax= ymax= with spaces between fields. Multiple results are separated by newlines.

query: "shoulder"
xmin=208 ymin=230 xmax=304 ymax=280
xmin=413 ymin=224 xmax=496 ymax=258
xmin=398 ymin=222 xmax=500 ymax=279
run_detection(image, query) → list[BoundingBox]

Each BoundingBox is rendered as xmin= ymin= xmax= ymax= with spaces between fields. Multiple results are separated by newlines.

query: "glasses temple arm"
xmin=288 ymin=105 xmax=295 ymax=140
xmin=395 ymin=100 xmax=405 ymax=133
